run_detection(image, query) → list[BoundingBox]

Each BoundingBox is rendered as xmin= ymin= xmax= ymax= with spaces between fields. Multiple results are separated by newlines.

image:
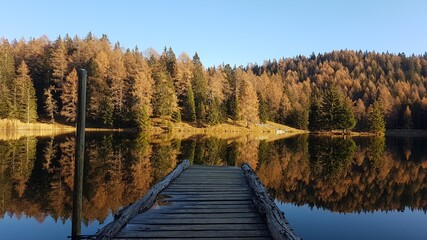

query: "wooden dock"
xmin=96 ymin=160 xmax=300 ymax=240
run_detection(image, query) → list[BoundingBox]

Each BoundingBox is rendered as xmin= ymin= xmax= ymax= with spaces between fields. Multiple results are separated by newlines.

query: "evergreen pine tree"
xmin=228 ymin=92 xmax=239 ymax=121
xmin=165 ymin=47 xmax=178 ymax=80
xmin=258 ymin=92 xmax=269 ymax=124
xmin=223 ymin=64 xmax=239 ymax=121
xmin=136 ymin=104 xmax=150 ymax=131
xmin=15 ymin=61 xmax=38 ymax=123
xmin=0 ymin=40 xmax=15 ymax=118
xmin=309 ymin=97 xmax=322 ymax=131
xmin=87 ymin=51 xmax=112 ymax=126
xmin=124 ymin=48 xmax=154 ymax=127
xmin=152 ymin=61 xmax=178 ymax=119
xmin=320 ymin=85 xmax=342 ymax=130
xmin=191 ymin=53 xmax=207 ymax=122
xmin=367 ymin=101 xmax=386 ymax=133
xmin=206 ymin=97 xmax=221 ymax=125
xmin=182 ymin=87 xmax=196 ymax=122
xmin=336 ymin=99 xmax=356 ymax=131
xmin=110 ymin=43 xmax=127 ymax=126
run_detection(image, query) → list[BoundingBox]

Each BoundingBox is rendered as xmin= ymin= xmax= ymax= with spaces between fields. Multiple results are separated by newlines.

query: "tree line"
xmin=0 ymin=33 xmax=426 ymax=131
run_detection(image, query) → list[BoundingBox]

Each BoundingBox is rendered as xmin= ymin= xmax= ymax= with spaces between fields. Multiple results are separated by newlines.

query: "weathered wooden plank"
xmin=161 ymin=196 xmax=253 ymax=201
xmin=161 ymin=190 xmax=249 ymax=193
xmin=129 ymin=217 xmax=265 ymax=224
xmin=155 ymin=200 xmax=253 ymax=205
xmin=188 ymin=165 xmax=239 ymax=169
xmin=161 ymin=194 xmax=253 ymax=199
xmin=165 ymin=192 xmax=250 ymax=196
xmin=178 ymin=174 xmax=242 ymax=176
xmin=147 ymin=208 xmax=257 ymax=214
xmin=166 ymin=187 xmax=248 ymax=190
xmin=180 ymin=169 xmax=242 ymax=173
xmin=166 ymin=184 xmax=248 ymax=188
xmin=95 ymin=160 xmax=190 ymax=240
xmin=161 ymin=191 xmax=251 ymax=195
xmin=175 ymin=176 xmax=244 ymax=179
xmin=170 ymin=181 xmax=247 ymax=184
xmin=181 ymin=172 xmax=241 ymax=175
xmin=113 ymin=238 xmax=271 ymax=240
xmin=174 ymin=179 xmax=244 ymax=182
xmin=122 ymin=223 xmax=269 ymax=231
xmin=164 ymin=186 xmax=249 ymax=190
xmin=178 ymin=172 xmax=244 ymax=178
xmin=161 ymin=193 xmax=252 ymax=197
xmin=151 ymin=204 xmax=255 ymax=209
xmin=113 ymin=237 xmax=271 ymax=240
xmin=116 ymin=230 xmax=271 ymax=238
xmin=178 ymin=175 xmax=244 ymax=178
xmin=134 ymin=212 xmax=261 ymax=220
xmin=173 ymin=180 xmax=245 ymax=184
xmin=167 ymin=185 xmax=248 ymax=189
xmin=181 ymin=169 xmax=241 ymax=172
xmin=169 ymin=184 xmax=247 ymax=188
xmin=242 ymin=163 xmax=301 ymax=240
xmin=182 ymin=170 xmax=242 ymax=174
xmin=182 ymin=171 xmax=240 ymax=174
xmin=163 ymin=189 xmax=250 ymax=193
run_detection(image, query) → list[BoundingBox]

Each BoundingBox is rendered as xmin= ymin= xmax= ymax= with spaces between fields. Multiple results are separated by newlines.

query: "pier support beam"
xmin=72 ymin=69 xmax=87 ymax=240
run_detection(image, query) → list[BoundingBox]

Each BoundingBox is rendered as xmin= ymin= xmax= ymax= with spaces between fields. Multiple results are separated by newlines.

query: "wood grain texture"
xmin=115 ymin=230 xmax=271 ymax=238
xmin=123 ymin=223 xmax=268 ymax=231
xmin=115 ymin=164 xmax=273 ymax=239
xmin=98 ymin=164 xmax=300 ymax=240
xmin=95 ymin=160 xmax=190 ymax=240
xmin=242 ymin=163 xmax=301 ymax=240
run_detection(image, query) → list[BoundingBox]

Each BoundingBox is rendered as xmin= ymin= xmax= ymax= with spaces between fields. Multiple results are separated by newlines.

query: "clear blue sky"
xmin=1 ymin=0 xmax=426 ymax=67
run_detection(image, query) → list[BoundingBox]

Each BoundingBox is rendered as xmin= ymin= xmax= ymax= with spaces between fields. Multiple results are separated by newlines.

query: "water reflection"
xmin=0 ymin=133 xmax=175 ymax=227
xmin=255 ymin=136 xmax=427 ymax=213
xmin=0 ymin=133 xmax=426 ymax=238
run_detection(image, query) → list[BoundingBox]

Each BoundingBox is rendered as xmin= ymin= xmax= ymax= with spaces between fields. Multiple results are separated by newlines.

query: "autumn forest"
xmin=1 ymin=33 xmax=427 ymax=131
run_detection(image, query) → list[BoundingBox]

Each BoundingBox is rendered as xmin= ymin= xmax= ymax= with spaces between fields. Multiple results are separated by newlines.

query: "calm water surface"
xmin=0 ymin=133 xmax=426 ymax=239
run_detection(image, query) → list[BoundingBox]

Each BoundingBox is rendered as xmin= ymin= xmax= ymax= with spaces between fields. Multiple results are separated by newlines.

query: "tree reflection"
xmin=309 ymin=136 xmax=356 ymax=181
xmin=0 ymin=133 xmax=161 ymax=224
xmin=178 ymin=136 xmax=250 ymax=166
xmin=255 ymin=135 xmax=427 ymax=213
xmin=0 ymin=133 xmax=426 ymax=224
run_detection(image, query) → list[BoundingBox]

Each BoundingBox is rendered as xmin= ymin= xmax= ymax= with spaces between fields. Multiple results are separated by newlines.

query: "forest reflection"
xmin=0 ymin=133 xmax=426 ymax=226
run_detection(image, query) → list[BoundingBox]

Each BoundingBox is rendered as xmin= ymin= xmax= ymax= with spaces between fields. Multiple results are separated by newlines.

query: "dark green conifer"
xmin=367 ymin=101 xmax=386 ymax=133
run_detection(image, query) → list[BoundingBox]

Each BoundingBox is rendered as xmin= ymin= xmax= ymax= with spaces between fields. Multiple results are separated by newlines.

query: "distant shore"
xmin=0 ymin=118 xmax=306 ymax=141
xmin=0 ymin=119 xmax=135 ymax=140
xmin=385 ymin=129 xmax=427 ymax=137
xmin=3 ymin=118 xmax=426 ymax=141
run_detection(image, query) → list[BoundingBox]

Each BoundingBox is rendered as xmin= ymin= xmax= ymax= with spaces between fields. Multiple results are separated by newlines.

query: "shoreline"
xmin=0 ymin=118 xmax=306 ymax=141
xmin=2 ymin=118 xmax=427 ymax=140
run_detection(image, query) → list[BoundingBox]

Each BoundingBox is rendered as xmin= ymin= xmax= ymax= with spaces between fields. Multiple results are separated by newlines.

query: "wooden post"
xmin=72 ymin=69 xmax=87 ymax=240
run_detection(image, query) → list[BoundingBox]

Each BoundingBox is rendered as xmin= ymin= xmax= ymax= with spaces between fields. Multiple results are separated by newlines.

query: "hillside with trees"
xmin=0 ymin=34 xmax=426 ymax=131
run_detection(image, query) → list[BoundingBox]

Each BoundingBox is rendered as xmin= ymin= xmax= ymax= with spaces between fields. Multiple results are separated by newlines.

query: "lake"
xmin=0 ymin=133 xmax=426 ymax=239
